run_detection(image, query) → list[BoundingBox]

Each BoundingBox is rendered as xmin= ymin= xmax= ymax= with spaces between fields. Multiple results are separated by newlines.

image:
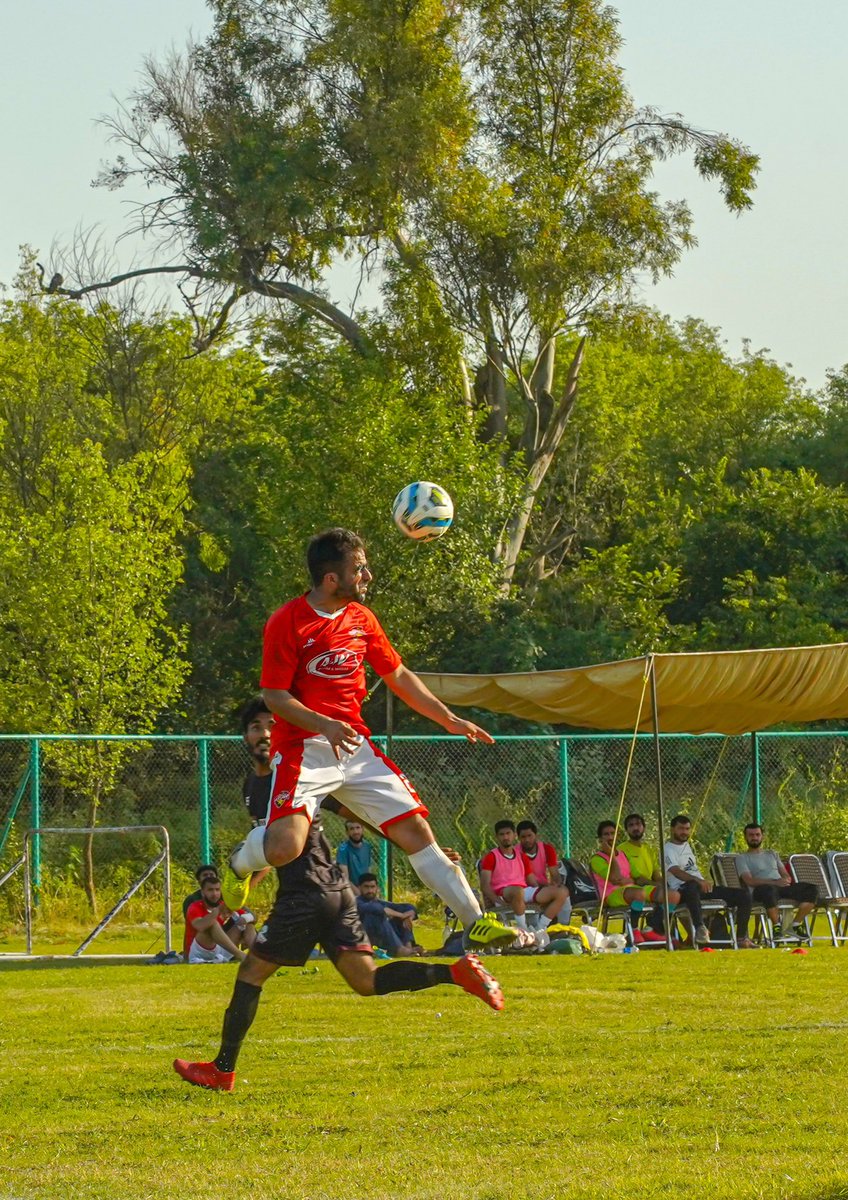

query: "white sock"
xmin=514 ymin=913 xmax=528 ymax=930
xmin=230 ymin=825 xmax=270 ymax=876
xmin=407 ymin=844 xmax=481 ymax=926
xmin=557 ymin=899 xmax=572 ymax=926
xmin=538 ymin=914 xmax=552 ymax=930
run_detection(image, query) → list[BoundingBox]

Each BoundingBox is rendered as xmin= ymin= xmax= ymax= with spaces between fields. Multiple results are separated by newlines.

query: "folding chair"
xmin=566 ymin=859 xmax=639 ymax=943
xmin=823 ymin=851 xmax=848 ymax=899
xmin=711 ymin=853 xmax=776 ymax=946
xmin=788 ymin=854 xmax=848 ymax=947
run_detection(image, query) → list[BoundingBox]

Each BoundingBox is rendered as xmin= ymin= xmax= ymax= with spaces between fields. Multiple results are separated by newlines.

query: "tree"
xmin=43 ymin=0 xmax=758 ymax=589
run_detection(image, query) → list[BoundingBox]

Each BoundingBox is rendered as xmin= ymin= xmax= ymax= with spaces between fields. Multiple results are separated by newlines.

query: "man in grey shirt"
xmin=736 ymin=823 xmax=817 ymax=941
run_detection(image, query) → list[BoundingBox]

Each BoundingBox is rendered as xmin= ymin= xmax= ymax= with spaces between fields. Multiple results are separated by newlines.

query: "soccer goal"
xmin=0 ymin=824 xmax=172 ymax=961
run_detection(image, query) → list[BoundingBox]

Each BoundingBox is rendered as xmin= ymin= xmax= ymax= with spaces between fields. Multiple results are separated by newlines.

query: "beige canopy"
xmin=420 ymin=642 xmax=848 ymax=735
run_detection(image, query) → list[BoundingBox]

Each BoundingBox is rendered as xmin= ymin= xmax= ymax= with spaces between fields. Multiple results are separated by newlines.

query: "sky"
xmin=1 ymin=1 xmax=846 ymax=389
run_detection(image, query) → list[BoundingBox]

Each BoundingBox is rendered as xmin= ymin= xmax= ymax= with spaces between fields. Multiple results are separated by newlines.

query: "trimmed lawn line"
xmin=2 ymin=952 xmax=848 ymax=1200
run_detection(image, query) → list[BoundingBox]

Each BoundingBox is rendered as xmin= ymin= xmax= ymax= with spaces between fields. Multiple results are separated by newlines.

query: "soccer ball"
xmin=391 ymin=481 xmax=454 ymax=542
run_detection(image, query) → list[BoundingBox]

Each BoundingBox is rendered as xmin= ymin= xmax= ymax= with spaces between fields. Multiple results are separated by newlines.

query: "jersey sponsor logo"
xmin=305 ymin=637 xmax=316 ymax=646
xmin=306 ymin=648 xmax=364 ymax=678
xmin=273 ymin=788 xmax=292 ymax=809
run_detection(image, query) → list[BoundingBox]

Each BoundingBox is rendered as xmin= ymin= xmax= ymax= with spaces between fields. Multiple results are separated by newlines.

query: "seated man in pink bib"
xmin=590 ymin=820 xmax=653 ymax=909
xmin=479 ymin=820 xmax=569 ymax=933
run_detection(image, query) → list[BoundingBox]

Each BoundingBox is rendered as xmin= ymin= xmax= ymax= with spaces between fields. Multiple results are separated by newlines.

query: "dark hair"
xmin=358 ymin=872 xmax=378 ymax=885
xmin=624 ymin=813 xmax=645 ymax=826
xmin=494 ymin=819 xmax=516 ymax=834
xmin=670 ymin=814 xmax=692 ymax=828
xmin=240 ymin=695 xmax=271 ymax=734
xmin=516 ymin=820 xmax=537 ymax=835
xmin=306 ymin=528 xmax=365 ymax=587
xmin=597 ymin=820 xmax=616 ymax=838
xmin=195 ymin=864 xmax=218 ymax=882
xmin=743 ymin=822 xmax=763 ymax=834
xmin=200 ymin=874 xmax=221 ymax=890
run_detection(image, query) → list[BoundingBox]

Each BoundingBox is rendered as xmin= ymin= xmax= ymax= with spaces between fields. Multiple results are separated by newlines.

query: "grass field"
xmin=2 ymin=948 xmax=848 ymax=1200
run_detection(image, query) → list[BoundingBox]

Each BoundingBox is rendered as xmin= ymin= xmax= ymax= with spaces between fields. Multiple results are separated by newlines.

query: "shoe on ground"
xmin=641 ymin=930 xmax=667 ymax=943
xmin=173 ymin=1058 xmax=235 ymax=1092
xmin=449 ymin=953 xmax=504 ymax=1011
xmin=694 ymin=924 xmax=711 ymax=945
xmin=463 ymin=913 xmax=518 ymax=950
xmin=737 ymin=937 xmax=757 ymax=949
xmin=221 ymin=863 xmax=252 ymax=911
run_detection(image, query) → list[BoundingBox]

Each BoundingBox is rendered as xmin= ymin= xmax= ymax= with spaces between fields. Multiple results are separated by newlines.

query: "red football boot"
xmin=173 ymin=1058 xmax=235 ymax=1092
xmin=449 ymin=953 xmax=505 ymax=1011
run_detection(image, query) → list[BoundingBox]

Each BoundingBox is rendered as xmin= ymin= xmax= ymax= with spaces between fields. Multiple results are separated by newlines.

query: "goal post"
xmin=6 ymin=824 xmax=173 ymax=959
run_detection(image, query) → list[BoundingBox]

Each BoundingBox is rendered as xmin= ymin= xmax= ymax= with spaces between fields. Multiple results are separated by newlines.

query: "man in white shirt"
xmin=736 ymin=823 xmax=817 ymax=941
xmin=664 ymin=814 xmax=753 ymax=948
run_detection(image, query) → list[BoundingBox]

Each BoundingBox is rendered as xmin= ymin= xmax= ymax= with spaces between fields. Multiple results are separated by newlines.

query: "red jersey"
xmin=183 ymin=899 xmax=226 ymax=956
xmin=522 ymin=841 xmax=558 ymax=883
xmin=260 ymin=594 xmax=401 ymax=749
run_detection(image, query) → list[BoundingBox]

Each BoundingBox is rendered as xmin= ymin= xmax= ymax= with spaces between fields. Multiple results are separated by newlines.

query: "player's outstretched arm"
xmin=382 ymin=666 xmax=494 ymax=744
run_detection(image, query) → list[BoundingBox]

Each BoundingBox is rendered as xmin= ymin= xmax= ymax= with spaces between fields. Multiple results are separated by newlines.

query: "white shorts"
xmin=267 ymin=735 xmax=428 ymax=832
xmin=188 ymin=938 xmax=234 ymax=964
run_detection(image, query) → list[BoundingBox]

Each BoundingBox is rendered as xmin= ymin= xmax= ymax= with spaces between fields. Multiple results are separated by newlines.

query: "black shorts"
xmin=251 ymin=886 xmax=372 ymax=967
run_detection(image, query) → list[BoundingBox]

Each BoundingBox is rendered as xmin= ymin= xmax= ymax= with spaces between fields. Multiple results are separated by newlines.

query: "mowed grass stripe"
xmin=2 ymin=952 xmax=848 ymax=1200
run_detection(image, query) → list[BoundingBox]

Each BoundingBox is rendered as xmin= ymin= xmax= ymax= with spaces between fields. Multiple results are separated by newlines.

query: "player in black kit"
xmin=174 ymin=805 xmax=504 ymax=1092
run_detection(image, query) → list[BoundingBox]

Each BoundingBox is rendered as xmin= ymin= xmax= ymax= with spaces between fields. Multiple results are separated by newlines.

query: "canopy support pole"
xmin=751 ymin=732 xmax=761 ymax=825
xmin=649 ymin=655 xmax=673 ymax=952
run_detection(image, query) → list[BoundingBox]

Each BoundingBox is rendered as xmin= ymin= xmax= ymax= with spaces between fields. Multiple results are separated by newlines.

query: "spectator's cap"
xmin=240 ymin=695 xmax=271 ymax=734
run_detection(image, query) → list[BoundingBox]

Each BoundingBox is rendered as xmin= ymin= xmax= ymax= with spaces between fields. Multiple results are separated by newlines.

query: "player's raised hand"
xmin=443 ymin=715 xmax=495 ymax=744
xmin=321 ymin=718 xmax=361 ymax=758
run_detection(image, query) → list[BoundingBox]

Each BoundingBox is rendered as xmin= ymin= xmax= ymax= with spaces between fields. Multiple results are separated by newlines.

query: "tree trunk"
xmin=498 ymin=336 xmax=586 ymax=593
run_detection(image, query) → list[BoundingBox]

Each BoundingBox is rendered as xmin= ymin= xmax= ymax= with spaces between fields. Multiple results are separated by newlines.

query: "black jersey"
xmin=276 ymin=816 xmax=348 ymax=894
xmin=243 ymin=772 xmax=272 ymax=825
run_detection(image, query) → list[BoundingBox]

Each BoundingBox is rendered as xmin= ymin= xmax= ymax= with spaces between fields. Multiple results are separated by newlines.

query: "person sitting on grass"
xmin=479 ymin=820 xmax=569 ymax=933
xmin=355 ymin=873 xmax=422 ymax=957
xmin=336 ymin=820 xmax=375 ymax=891
xmin=182 ymin=864 xmax=220 ymax=958
xmin=664 ymin=814 xmax=754 ymax=948
xmin=185 ymin=876 xmax=257 ymax=964
xmin=735 ymin=823 xmax=817 ymax=943
xmin=590 ymin=821 xmax=652 ymax=917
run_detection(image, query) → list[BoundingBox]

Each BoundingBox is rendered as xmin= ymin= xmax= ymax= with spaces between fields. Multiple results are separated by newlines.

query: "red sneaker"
xmin=449 ymin=953 xmax=504 ymax=1011
xmin=173 ymin=1058 xmax=235 ymax=1092
xmin=641 ymin=930 xmax=667 ymax=943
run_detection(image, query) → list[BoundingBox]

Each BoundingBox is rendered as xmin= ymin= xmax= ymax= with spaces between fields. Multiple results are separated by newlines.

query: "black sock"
xmin=215 ymin=980 xmax=262 ymax=1073
xmin=373 ymin=961 xmax=453 ymax=995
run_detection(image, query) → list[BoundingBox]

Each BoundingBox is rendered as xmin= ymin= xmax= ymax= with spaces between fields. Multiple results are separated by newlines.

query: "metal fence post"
xmin=558 ymin=738 xmax=571 ymax=856
xmin=198 ymin=738 xmax=212 ymax=863
xmin=751 ymin=732 xmax=761 ymax=825
xmin=30 ymin=738 xmax=41 ymax=901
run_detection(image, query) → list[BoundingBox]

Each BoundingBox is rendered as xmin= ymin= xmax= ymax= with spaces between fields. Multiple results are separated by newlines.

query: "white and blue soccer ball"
xmin=392 ymin=481 xmax=454 ymax=542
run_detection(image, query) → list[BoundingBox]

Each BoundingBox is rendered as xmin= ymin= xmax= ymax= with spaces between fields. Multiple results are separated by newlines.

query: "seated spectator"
xmin=356 ymin=873 xmax=422 ymax=957
xmin=618 ymin=812 xmax=680 ymax=936
xmin=517 ymin=820 xmax=572 ymax=926
xmin=480 ymin=820 xmax=569 ymax=932
xmin=336 ymin=820 xmax=375 ymax=891
xmin=664 ymin=814 xmax=754 ymax=948
xmin=736 ymin=823 xmax=817 ymax=942
xmin=185 ymin=876 xmax=256 ymax=964
xmin=590 ymin=821 xmax=652 ymax=911
xmin=183 ymin=865 xmax=220 ymax=958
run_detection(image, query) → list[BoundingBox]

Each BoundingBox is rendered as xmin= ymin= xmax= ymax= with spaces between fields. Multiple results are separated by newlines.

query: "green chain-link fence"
xmin=2 ymin=731 xmax=848 ymax=918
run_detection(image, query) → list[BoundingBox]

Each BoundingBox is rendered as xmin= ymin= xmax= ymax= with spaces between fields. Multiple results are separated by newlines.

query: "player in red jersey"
xmin=222 ymin=527 xmax=514 ymax=950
